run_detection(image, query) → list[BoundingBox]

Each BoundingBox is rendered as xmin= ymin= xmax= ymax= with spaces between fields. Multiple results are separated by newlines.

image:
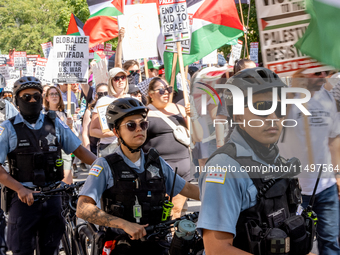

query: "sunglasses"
xmin=3 ymin=94 xmax=12 ymax=98
xmin=130 ymin=91 xmax=141 ymax=97
xmin=97 ymin=92 xmax=108 ymax=98
xmin=120 ymin=120 xmax=149 ymax=132
xmin=20 ymin=93 xmax=42 ymax=102
xmin=113 ymin=75 xmax=126 ymax=82
xmin=154 ymin=87 xmax=173 ymax=95
xmin=245 ymin=101 xmax=283 ymax=118
xmin=129 ymin=70 xmax=141 ymax=75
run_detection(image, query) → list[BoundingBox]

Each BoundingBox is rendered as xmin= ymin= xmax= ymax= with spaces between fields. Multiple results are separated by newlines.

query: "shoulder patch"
xmin=89 ymin=165 xmax=103 ymax=177
xmin=0 ymin=126 xmax=4 ymax=136
xmin=58 ymin=118 xmax=69 ymax=129
xmin=206 ymin=171 xmax=226 ymax=184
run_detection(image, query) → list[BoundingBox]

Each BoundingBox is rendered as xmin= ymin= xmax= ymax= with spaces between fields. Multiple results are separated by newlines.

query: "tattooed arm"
xmin=76 ymin=195 xmax=148 ymax=240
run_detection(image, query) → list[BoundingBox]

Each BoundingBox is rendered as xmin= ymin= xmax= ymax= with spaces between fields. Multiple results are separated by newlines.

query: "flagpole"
xmin=244 ymin=1 xmax=251 ymax=59
xmin=176 ymin=41 xmax=190 ymax=126
xmin=238 ymin=0 xmax=249 ymax=58
xmin=144 ymin=58 xmax=149 ymax=79
xmin=169 ymin=53 xmax=178 ymax=103
xmin=67 ymin=84 xmax=72 ymax=118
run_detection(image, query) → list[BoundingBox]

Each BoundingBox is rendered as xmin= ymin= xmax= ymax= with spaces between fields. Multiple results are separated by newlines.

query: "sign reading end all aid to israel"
xmin=159 ymin=0 xmax=191 ymax=43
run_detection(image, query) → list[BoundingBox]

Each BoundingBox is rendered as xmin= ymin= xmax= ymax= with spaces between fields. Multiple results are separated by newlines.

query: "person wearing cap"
xmin=0 ymin=76 xmax=96 ymax=254
xmin=197 ymin=68 xmax=313 ymax=255
xmin=90 ymin=67 xmax=129 ymax=157
xmin=147 ymin=60 xmax=160 ymax=78
xmin=128 ymin=83 xmax=144 ymax=104
xmin=77 ymin=97 xmax=199 ymax=254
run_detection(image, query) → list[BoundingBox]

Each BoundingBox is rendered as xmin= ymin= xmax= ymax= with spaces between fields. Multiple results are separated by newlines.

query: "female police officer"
xmin=76 ymin=97 xmax=199 ymax=254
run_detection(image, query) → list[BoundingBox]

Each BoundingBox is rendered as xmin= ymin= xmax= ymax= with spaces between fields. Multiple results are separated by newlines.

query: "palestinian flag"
xmin=83 ymin=0 xmax=124 ymax=48
xmin=295 ymin=0 xmax=340 ymax=69
xmin=67 ymin=13 xmax=85 ymax=36
xmin=162 ymin=0 xmax=244 ymax=86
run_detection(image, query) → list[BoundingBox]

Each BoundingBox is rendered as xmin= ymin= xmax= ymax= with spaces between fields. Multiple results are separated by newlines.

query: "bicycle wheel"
xmin=78 ymin=226 xmax=95 ymax=255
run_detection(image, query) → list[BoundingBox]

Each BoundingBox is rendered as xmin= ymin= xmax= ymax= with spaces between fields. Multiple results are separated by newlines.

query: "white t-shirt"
xmin=93 ymin=95 xmax=118 ymax=145
xmin=278 ymin=87 xmax=340 ymax=195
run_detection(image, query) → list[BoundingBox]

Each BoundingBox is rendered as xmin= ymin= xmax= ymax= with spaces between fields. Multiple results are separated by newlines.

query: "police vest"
xmin=206 ymin=143 xmax=310 ymax=255
xmin=102 ymin=148 xmax=166 ymax=225
xmin=7 ymin=111 xmax=64 ymax=187
xmin=0 ymin=100 xmax=6 ymax=124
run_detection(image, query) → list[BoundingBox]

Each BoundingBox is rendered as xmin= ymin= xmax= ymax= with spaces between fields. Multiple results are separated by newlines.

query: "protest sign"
xmin=23 ymin=62 xmax=34 ymax=76
xmin=97 ymin=104 xmax=110 ymax=132
xmin=0 ymin=55 xmax=7 ymax=66
xmin=26 ymin=55 xmax=40 ymax=67
xmin=14 ymin=51 xmax=27 ymax=71
xmin=52 ymin=36 xmax=89 ymax=83
xmin=0 ymin=66 xmax=10 ymax=80
xmin=35 ymin=57 xmax=49 ymax=84
xmin=118 ymin=3 xmax=160 ymax=60
xmin=202 ymin=50 xmax=218 ymax=65
xmin=255 ymin=0 xmax=332 ymax=76
xmin=41 ymin=42 xmax=53 ymax=59
xmin=105 ymin=50 xmax=115 ymax=60
xmin=249 ymin=42 xmax=259 ymax=64
xmin=105 ymin=43 xmax=112 ymax=51
xmin=228 ymin=40 xmax=243 ymax=66
xmin=89 ymin=43 xmax=104 ymax=53
xmin=164 ymin=39 xmax=190 ymax=54
xmin=7 ymin=66 xmax=20 ymax=86
xmin=159 ymin=0 xmax=190 ymax=43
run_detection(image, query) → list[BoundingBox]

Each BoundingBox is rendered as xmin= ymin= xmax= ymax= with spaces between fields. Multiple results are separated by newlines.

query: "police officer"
xmin=76 ymin=97 xmax=199 ymax=254
xmin=0 ymin=76 xmax=97 ymax=255
xmin=197 ymin=68 xmax=314 ymax=255
xmin=0 ymin=74 xmax=18 ymax=125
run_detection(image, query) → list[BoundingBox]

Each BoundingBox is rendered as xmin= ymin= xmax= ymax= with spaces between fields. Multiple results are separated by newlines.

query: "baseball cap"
xmin=128 ymin=84 xmax=140 ymax=94
xmin=147 ymin=60 xmax=160 ymax=70
xmin=109 ymin=67 xmax=127 ymax=78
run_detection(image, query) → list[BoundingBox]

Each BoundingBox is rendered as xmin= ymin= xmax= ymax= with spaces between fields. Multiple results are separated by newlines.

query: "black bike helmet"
xmin=106 ymin=98 xmax=149 ymax=153
xmin=13 ymin=76 xmax=43 ymax=96
xmin=224 ymin=67 xmax=286 ymax=116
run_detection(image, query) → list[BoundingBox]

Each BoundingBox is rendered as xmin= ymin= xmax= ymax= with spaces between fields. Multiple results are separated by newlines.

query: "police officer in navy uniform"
xmin=0 ymin=76 xmax=97 ymax=255
xmin=197 ymin=68 xmax=314 ymax=255
xmin=76 ymin=97 xmax=199 ymax=255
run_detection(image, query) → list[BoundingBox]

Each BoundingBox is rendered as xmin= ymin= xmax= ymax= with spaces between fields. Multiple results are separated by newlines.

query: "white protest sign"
xmin=118 ymin=3 xmax=160 ymax=60
xmin=14 ymin=51 xmax=27 ymax=71
xmin=35 ymin=58 xmax=49 ymax=83
xmin=23 ymin=62 xmax=34 ymax=76
xmin=229 ymin=40 xmax=243 ymax=66
xmin=255 ymin=0 xmax=332 ymax=76
xmin=202 ymin=50 xmax=218 ymax=65
xmin=249 ymin=42 xmax=259 ymax=64
xmin=97 ymin=104 xmax=110 ymax=132
xmin=92 ymin=58 xmax=109 ymax=85
xmin=7 ymin=67 xmax=20 ymax=87
xmin=52 ymin=36 xmax=89 ymax=83
xmin=105 ymin=43 xmax=112 ymax=51
xmin=0 ymin=66 xmax=10 ymax=80
xmin=41 ymin=42 xmax=53 ymax=59
xmin=159 ymin=0 xmax=190 ymax=43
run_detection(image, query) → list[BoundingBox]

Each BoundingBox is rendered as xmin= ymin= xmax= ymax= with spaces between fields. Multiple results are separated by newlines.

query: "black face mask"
xmin=127 ymin=72 xmax=140 ymax=85
xmin=16 ymin=96 xmax=42 ymax=124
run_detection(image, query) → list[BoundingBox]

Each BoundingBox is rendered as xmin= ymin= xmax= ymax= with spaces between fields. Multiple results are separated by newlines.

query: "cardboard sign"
xmin=52 ymin=36 xmax=89 ymax=83
xmin=105 ymin=43 xmax=112 ymax=51
xmin=255 ymin=0 xmax=331 ymax=76
xmin=0 ymin=66 xmax=10 ymax=80
xmin=249 ymin=42 xmax=259 ymax=64
xmin=41 ymin=42 xmax=53 ymax=59
xmin=35 ymin=57 xmax=49 ymax=83
xmin=97 ymin=104 xmax=110 ymax=132
xmin=159 ymin=0 xmax=190 ymax=43
xmin=118 ymin=3 xmax=160 ymax=60
xmin=14 ymin=51 xmax=27 ymax=71
xmin=229 ymin=40 xmax=243 ymax=66
xmin=202 ymin=50 xmax=218 ymax=65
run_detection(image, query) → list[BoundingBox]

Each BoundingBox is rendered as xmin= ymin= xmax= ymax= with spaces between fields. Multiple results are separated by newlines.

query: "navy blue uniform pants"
xmin=7 ymin=194 xmax=65 ymax=255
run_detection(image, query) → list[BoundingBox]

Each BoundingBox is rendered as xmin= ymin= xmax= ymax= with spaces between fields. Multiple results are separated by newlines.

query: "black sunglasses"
xmin=97 ymin=92 xmax=108 ymax=98
xmin=245 ymin=101 xmax=283 ymax=118
xmin=120 ymin=120 xmax=149 ymax=132
xmin=154 ymin=87 xmax=173 ymax=95
xmin=113 ymin=75 xmax=126 ymax=82
xmin=20 ymin=93 xmax=42 ymax=102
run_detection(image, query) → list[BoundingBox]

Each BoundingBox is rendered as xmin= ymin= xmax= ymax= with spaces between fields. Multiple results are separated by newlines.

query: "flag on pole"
xmin=162 ymin=0 xmax=244 ymax=87
xmin=234 ymin=0 xmax=250 ymax=4
xmin=295 ymin=0 xmax=340 ymax=69
xmin=66 ymin=13 xmax=85 ymax=36
xmin=83 ymin=0 xmax=124 ymax=48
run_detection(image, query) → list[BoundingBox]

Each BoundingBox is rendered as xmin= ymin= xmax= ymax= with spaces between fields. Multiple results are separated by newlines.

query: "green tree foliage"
xmin=219 ymin=0 xmax=261 ymax=63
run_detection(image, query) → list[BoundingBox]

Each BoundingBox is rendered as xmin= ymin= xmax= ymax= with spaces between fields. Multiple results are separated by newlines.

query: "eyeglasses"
xmin=245 ymin=101 xmax=283 ymax=118
xmin=97 ymin=92 xmax=108 ymax=98
xmin=130 ymin=91 xmax=141 ymax=97
xmin=20 ymin=93 xmax=42 ymax=102
xmin=120 ymin=120 xmax=149 ymax=132
xmin=129 ymin=70 xmax=141 ymax=75
xmin=153 ymin=87 xmax=173 ymax=95
xmin=48 ymin=93 xmax=59 ymax=97
xmin=113 ymin=76 xmax=126 ymax=82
